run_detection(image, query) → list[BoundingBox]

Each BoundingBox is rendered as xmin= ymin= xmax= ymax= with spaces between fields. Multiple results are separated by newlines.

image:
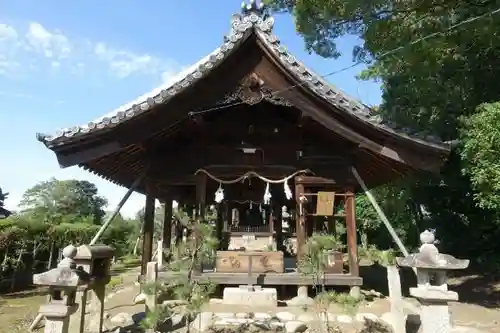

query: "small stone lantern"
xmin=33 ymin=245 xmax=90 ymax=333
xmin=397 ymin=230 xmax=469 ymax=333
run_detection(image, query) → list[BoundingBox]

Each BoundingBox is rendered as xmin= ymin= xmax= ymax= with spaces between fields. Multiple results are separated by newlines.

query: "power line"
xmin=272 ymin=6 xmax=500 ymax=97
xmin=184 ymin=6 xmax=500 ymax=117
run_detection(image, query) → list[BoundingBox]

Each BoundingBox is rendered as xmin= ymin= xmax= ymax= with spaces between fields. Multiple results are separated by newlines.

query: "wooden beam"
xmin=149 ymin=156 xmax=351 ymax=183
xmin=163 ymin=197 xmax=173 ymax=250
xmin=351 ymin=166 xmax=417 ymax=275
xmin=90 ymin=173 xmax=145 ymax=245
xmin=158 ymin=271 xmax=363 ymax=286
xmin=273 ymin=202 xmax=283 ymax=252
xmin=56 ymin=141 xmax=124 ymax=168
xmin=255 ymin=42 xmax=447 ymax=170
xmin=150 ymin=144 xmax=351 ymax=172
xmin=216 ymin=202 xmax=224 ymax=250
xmin=344 ymin=188 xmax=359 ymax=277
xmin=141 ymin=183 xmax=156 ymax=275
xmin=194 ymin=171 xmax=207 ymax=274
xmin=295 ymin=180 xmax=306 ymax=267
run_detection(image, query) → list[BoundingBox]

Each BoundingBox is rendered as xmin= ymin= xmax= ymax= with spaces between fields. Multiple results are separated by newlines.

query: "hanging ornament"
xmin=214 ymin=183 xmax=224 ymax=203
xmin=263 ymin=182 xmax=272 ymax=205
xmin=284 ymin=179 xmax=293 ymax=200
xmin=250 ymin=201 xmax=253 ymax=209
xmin=259 ymin=204 xmax=262 ymax=213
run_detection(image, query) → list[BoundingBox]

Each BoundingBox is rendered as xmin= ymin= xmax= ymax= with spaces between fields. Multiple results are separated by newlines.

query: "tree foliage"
xmin=267 ymin=0 xmax=500 ymax=268
xmin=460 ymin=102 xmax=500 ymax=210
xmin=0 ymin=178 xmax=140 ymax=290
xmin=142 ymin=211 xmax=217 ymax=332
xmin=0 ymin=186 xmax=11 ymax=219
xmin=20 ymin=178 xmax=108 ymax=224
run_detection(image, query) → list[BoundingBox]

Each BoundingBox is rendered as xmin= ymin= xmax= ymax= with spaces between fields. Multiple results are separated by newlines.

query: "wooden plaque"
xmin=215 ymin=251 xmax=284 ymax=273
xmin=316 ymin=191 xmax=335 ymax=216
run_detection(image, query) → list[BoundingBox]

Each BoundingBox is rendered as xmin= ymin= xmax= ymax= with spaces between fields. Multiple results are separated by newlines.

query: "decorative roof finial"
xmin=241 ymin=0 xmax=266 ymax=16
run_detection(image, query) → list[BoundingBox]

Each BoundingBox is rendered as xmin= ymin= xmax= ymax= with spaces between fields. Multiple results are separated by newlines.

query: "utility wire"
xmin=268 ymin=6 xmax=500 ymax=97
xmin=181 ymin=6 xmax=500 ymax=117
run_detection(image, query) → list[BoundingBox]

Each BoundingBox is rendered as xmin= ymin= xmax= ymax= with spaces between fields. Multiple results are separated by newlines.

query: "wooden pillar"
xmin=223 ymin=201 xmax=229 ymax=232
xmin=163 ymin=197 xmax=173 ymax=250
xmin=273 ymin=203 xmax=283 ymax=252
xmin=268 ymin=207 xmax=274 ymax=234
xmin=216 ymin=202 xmax=224 ymax=250
xmin=327 ymin=216 xmax=336 ymax=236
xmin=345 ymin=189 xmax=359 ymax=276
xmin=194 ymin=173 xmax=207 ymax=274
xmin=222 ymin=201 xmax=229 ymax=250
xmin=141 ymin=185 xmax=156 ymax=276
xmin=295 ymin=180 xmax=306 ymax=266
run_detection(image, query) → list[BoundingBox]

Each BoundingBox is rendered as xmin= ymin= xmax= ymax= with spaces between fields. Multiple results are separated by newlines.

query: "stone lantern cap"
xmin=33 ymin=244 xmax=90 ymax=287
xmin=396 ymin=229 xmax=469 ymax=270
xmin=397 ymin=253 xmax=469 ymax=270
xmin=74 ymin=244 xmax=115 ymax=260
xmin=33 ymin=266 xmax=90 ymax=287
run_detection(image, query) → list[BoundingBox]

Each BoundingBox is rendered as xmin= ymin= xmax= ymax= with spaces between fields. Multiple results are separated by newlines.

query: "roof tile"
xmin=37 ymin=1 xmax=449 ymax=152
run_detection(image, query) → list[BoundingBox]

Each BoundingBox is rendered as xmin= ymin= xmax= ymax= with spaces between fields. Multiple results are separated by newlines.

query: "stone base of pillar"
xmin=349 ymin=286 xmax=361 ymax=299
xmin=287 ymin=286 xmax=314 ymax=307
xmin=222 ymin=287 xmax=277 ymax=307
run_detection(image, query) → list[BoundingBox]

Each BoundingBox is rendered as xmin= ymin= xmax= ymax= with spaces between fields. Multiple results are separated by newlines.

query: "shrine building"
xmin=37 ymin=1 xmax=451 ymax=289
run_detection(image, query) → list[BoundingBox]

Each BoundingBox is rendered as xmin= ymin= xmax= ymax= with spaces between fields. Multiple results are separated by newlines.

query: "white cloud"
xmin=0 ymin=23 xmax=17 ymax=40
xmin=0 ymin=21 xmax=183 ymax=217
xmin=25 ymin=22 xmax=70 ymax=59
xmin=0 ymin=21 xmax=180 ymax=79
xmin=94 ymin=42 xmax=166 ymax=78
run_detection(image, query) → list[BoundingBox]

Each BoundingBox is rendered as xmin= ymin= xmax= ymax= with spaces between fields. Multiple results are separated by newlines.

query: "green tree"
xmin=100 ymin=212 xmax=140 ymax=257
xmin=266 ymin=0 xmax=500 ymax=267
xmin=460 ymin=102 xmax=500 ymax=210
xmin=20 ymin=178 xmax=108 ymax=224
xmin=0 ymin=186 xmax=11 ymax=219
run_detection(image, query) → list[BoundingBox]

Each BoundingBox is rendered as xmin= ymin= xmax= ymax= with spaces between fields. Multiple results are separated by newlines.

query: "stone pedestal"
xmin=288 ymin=285 xmax=314 ymax=306
xmin=39 ymin=304 xmax=79 ymax=333
xmin=386 ymin=265 xmax=405 ymax=333
xmin=410 ymin=288 xmax=458 ymax=333
xmin=222 ymin=286 xmax=277 ymax=307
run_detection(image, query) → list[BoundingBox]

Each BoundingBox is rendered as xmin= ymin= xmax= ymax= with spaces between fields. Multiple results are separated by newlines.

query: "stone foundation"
xmin=222 ymin=286 xmax=278 ymax=307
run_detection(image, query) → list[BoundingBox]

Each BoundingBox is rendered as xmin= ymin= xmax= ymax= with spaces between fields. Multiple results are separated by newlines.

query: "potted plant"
xmin=299 ymin=233 xmax=346 ymax=289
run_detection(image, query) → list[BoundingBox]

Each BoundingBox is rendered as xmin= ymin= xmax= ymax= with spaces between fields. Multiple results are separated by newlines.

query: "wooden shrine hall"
xmin=36 ymin=1 xmax=451 ymax=288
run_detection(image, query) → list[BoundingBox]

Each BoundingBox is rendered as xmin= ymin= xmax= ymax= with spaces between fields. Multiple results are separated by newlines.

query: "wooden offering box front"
xmin=215 ymin=251 xmax=284 ymax=273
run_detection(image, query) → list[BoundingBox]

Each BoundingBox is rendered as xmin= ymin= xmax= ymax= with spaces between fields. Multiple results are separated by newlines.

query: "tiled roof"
xmin=37 ymin=0 xmax=448 ymax=151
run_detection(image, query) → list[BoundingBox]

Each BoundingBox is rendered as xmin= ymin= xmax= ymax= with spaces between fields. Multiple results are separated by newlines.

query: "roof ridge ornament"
xmin=225 ymin=1 xmax=274 ymax=43
xmin=241 ymin=0 xmax=267 ymax=17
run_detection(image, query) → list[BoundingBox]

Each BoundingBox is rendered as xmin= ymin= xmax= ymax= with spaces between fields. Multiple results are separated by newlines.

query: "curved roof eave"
xmin=37 ymin=3 xmax=450 ymax=156
xmin=36 ymin=12 xmax=273 ymax=147
xmin=252 ymin=29 xmax=449 ymax=154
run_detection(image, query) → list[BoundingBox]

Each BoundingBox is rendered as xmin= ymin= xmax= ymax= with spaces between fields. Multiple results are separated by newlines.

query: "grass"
xmin=0 ymin=260 xmax=140 ymax=333
xmin=0 ymin=292 xmax=46 ymax=333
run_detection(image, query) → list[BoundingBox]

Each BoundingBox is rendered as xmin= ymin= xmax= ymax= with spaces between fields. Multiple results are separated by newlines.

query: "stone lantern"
xmin=32 ymin=245 xmax=90 ymax=333
xmin=397 ymin=230 xmax=469 ymax=333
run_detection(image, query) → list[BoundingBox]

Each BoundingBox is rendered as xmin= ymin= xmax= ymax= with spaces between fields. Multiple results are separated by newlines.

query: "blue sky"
xmin=0 ymin=0 xmax=382 ymax=217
